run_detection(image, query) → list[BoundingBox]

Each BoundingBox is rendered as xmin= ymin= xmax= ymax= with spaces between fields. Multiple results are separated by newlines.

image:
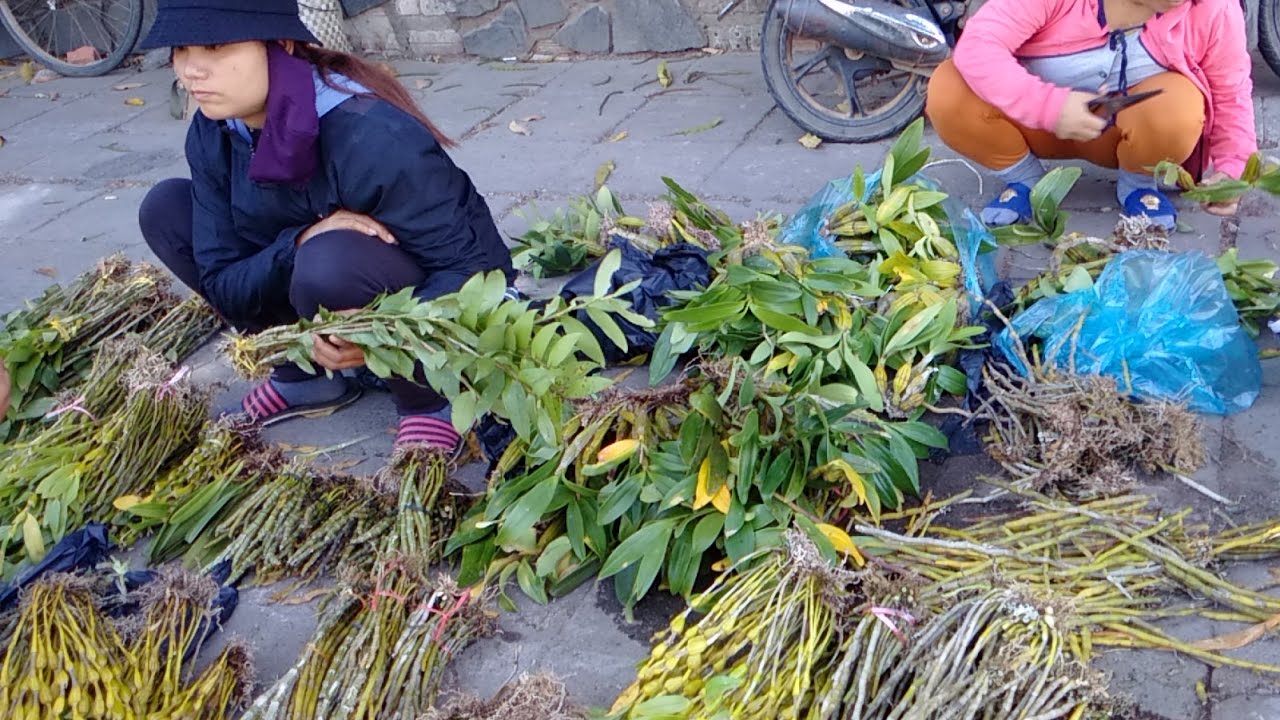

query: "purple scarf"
xmin=249 ymin=43 xmax=319 ymax=187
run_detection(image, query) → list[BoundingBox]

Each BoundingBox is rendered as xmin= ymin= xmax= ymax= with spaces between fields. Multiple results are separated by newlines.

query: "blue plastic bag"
xmin=779 ymin=171 xmax=999 ymax=311
xmin=995 ymin=251 xmax=1262 ymax=415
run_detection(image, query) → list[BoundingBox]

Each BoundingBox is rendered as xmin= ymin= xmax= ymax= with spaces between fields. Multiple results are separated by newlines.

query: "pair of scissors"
xmin=1087 ymin=88 xmax=1164 ymax=126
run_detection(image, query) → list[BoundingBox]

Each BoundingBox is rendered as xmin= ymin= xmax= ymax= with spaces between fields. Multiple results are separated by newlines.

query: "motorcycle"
xmin=724 ymin=0 xmax=1280 ymax=144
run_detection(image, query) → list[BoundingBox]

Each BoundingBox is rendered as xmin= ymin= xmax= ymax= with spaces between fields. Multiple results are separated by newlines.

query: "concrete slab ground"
xmin=2 ymin=49 xmax=1280 ymax=718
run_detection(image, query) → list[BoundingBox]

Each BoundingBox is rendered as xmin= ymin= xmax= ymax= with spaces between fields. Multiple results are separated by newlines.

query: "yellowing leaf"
xmin=609 ymin=131 xmax=629 ymax=143
xmin=815 ymin=459 xmax=869 ymax=506
xmin=22 ymin=513 xmax=45 ymax=561
xmin=596 ymin=439 xmax=639 ymax=464
xmin=817 ymin=523 xmax=866 ymax=567
xmin=658 ymin=60 xmax=673 ymax=88
xmin=125 ymin=97 xmax=145 ymax=107
xmin=763 ymin=351 xmax=794 ymax=378
xmin=798 ymin=133 xmax=823 ymax=150
xmin=19 ymin=61 xmax=35 ymax=83
xmin=711 ymin=557 xmax=731 ymax=572
xmin=113 ymin=494 xmax=145 ymax=511
xmin=694 ymin=458 xmax=713 ymax=510
xmin=712 ymin=484 xmax=730 ymax=514
xmin=694 ymin=458 xmax=731 ymax=513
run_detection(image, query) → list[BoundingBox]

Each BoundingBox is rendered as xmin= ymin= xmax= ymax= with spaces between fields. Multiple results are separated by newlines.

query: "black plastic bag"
xmin=560 ymin=237 xmax=712 ymax=363
xmin=0 ymin=523 xmax=112 ymax=610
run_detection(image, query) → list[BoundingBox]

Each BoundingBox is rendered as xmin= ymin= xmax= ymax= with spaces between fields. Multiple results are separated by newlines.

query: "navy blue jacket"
xmin=185 ymin=95 xmax=512 ymax=326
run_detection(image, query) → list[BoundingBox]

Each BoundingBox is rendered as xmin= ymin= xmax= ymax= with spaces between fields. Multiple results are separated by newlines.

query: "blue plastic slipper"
xmin=980 ymin=183 xmax=1033 ymax=227
xmin=1122 ymin=187 xmax=1177 ymax=231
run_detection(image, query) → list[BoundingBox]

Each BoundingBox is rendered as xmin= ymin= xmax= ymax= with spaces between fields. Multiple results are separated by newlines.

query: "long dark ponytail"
xmin=292 ymin=44 xmax=456 ymax=148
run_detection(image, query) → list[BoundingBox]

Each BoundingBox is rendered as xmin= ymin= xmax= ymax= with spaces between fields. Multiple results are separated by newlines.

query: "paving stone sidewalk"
xmin=1 ymin=50 xmax=1279 ymax=719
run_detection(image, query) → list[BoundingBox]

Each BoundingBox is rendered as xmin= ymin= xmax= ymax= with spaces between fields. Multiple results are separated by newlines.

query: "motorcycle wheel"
xmin=760 ymin=0 xmax=931 ymax=143
xmin=1260 ymin=0 xmax=1280 ymax=79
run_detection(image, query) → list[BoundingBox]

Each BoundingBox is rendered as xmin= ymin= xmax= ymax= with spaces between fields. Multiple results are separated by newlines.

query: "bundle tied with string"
xmin=0 ymin=342 xmax=209 ymax=574
xmin=203 ymin=459 xmax=397 ymax=584
xmin=0 ymin=570 xmax=253 ymax=719
xmin=79 ymin=356 xmax=211 ymax=519
xmin=242 ymin=560 xmax=493 ymax=720
xmin=204 ymin=446 xmax=461 ymax=585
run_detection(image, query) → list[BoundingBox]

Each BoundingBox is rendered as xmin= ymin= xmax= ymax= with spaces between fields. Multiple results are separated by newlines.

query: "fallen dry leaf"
xmin=112 ymin=82 xmax=145 ymax=91
xmin=124 ymin=97 xmax=145 ymax=107
xmin=32 ymin=68 xmax=60 ymax=84
xmin=608 ymin=131 xmax=629 ymax=143
xmin=378 ymin=62 xmax=398 ymax=77
xmin=508 ymin=119 xmax=530 ymax=136
xmin=413 ymin=78 xmax=432 ymax=90
xmin=0 ymin=136 xmax=6 ymax=149
xmin=672 ymin=118 xmax=723 ymax=136
xmin=65 ymin=46 xmax=99 ymax=65
xmin=1190 ymin=611 xmax=1280 ymax=651
xmin=521 ymin=114 xmax=544 ymax=123
xmin=798 ymin=132 xmax=823 ymax=150
xmin=276 ymin=587 xmax=334 ymax=606
xmin=34 ymin=267 xmax=56 ymax=278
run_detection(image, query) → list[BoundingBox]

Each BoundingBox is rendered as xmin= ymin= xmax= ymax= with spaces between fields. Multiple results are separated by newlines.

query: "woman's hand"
xmin=310 ymin=309 xmax=365 ymax=371
xmin=311 ymin=334 xmax=366 ymax=371
xmin=297 ymin=210 xmax=396 ymax=246
xmin=1054 ymin=90 xmax=1108 ymax=142
xmin=1200 ymin=171 xmax=1242 ymax=217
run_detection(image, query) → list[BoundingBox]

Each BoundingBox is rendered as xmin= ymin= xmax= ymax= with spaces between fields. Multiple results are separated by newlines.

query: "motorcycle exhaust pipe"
xmin=776 ymin=0 xmax=951 ymax=66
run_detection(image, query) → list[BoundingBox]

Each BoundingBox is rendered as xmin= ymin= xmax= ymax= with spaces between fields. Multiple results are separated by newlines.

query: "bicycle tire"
xmin=1261 ymin=0 xmax=1280 ymax=80
xmin=760 ymin=0 xmax=929 ymax=143
xmin=0 ymin=0 xmax=143 ymax=77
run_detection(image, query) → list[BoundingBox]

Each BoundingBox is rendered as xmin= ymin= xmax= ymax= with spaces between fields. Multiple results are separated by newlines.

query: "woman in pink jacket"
xmin=926 ymin=0 xmax=1256 ymax=230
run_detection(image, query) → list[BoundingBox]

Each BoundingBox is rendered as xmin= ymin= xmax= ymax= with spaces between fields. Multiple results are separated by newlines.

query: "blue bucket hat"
xmin=139 ymin=0 xmax=320 ymax=50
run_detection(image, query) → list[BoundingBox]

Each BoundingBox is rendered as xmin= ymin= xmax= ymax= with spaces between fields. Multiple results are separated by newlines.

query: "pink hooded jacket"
xmin=952 ymin=0 xmax=1256 ymax=178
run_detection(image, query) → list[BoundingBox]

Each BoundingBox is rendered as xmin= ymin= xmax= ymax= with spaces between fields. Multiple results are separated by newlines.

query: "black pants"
xmin=139 ymin=178 xmax=447 ymax=415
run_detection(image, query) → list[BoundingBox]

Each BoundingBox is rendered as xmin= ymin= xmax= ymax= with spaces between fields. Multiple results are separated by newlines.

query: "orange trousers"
xmin=925 ymin=59 xmax=1205 ymax=174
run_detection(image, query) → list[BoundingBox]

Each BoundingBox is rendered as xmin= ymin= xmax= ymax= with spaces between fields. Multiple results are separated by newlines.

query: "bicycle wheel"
xmin=0 ymin=0 xmax=143 ymax=77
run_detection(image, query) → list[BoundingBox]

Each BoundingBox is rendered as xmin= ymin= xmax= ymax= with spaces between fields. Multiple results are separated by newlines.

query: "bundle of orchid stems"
xmin=0 ymin=570 xmax=252 ymax=719
xmin=202 ymin=446 xmax=460 ymax=585
xmin=0 ymin=342 xmax=209 ymax=576
xmin=242 ymin=558 xmax=493 ymax=720
xmin=611 ymin=487 xmax=1280 ymax=720
xmin=0 ymin=256 xmax=218 ymax=441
